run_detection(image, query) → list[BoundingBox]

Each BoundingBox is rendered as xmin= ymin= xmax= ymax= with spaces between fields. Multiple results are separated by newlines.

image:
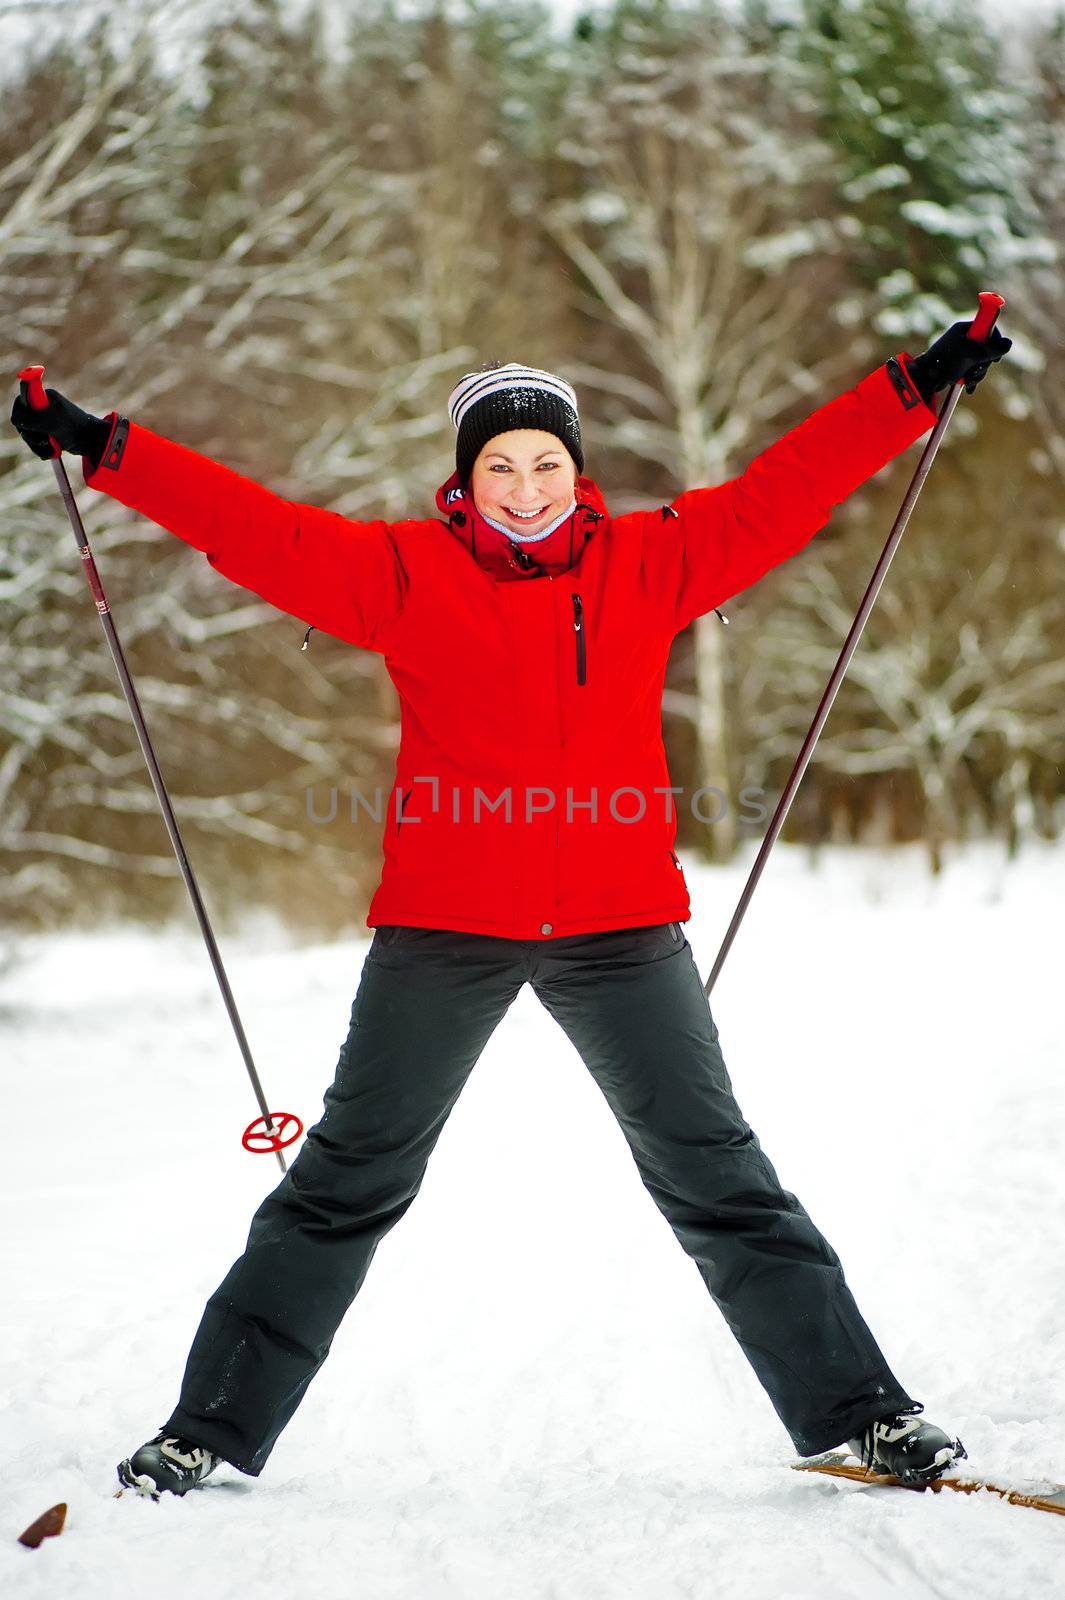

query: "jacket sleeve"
xmin=82 ymin=418 xmax=404 ymax=652
xmin=660 ymin=356 xmax=937 ymax=634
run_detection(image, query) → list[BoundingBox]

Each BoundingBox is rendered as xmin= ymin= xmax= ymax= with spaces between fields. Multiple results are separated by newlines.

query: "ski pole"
xmin=19 ymin=364 xmax=300 ymax=1173
xmin=704 ymin=292 xmax=1006 ymax=998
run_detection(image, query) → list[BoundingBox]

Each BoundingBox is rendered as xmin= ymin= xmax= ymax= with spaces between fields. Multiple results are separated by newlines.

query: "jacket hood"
xmin=434 ymin=470 xmax=609 ymax=581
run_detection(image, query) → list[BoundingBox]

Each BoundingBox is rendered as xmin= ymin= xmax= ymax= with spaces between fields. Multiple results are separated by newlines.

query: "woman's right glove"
xmin=10 ymin=386 xmax=113 ymax=465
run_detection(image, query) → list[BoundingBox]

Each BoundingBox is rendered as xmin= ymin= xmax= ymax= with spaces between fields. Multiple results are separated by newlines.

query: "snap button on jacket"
xmin=84 ymin=359 xmax=935 ymax=939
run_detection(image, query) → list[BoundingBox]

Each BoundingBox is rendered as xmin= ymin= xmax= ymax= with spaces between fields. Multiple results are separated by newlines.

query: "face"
xmin=469 ymin=429 xmax=578 ymax=535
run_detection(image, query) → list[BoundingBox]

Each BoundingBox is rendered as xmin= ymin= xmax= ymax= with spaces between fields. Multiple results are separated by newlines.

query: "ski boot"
xmin=117 ymin=1429 xmax=222 ymax=1499
xmin=849 ymin=1403 xmax=966 ymax=1485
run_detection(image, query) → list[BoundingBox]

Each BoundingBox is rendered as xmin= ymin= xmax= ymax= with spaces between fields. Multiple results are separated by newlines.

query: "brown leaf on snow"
xmin=17 ymin=1502 xmax=67 ymax=1548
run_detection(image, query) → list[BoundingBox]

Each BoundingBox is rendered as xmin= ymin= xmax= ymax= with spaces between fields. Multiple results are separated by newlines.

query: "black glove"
xmin=10 ymin=386 xmax=112 ymax=465
xmin=907 ymin=320 xmax=1012 ymax=405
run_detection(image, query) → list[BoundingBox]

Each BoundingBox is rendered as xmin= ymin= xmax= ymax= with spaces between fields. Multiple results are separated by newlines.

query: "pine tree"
xmin=797 ymin=0 xmax=1039 ymax=342
xmin=1016 ymin=6 xmax=1065 ymax=482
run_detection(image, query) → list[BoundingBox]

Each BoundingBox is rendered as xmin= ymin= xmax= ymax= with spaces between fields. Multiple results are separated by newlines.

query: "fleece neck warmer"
xmin=479 ymin=497 xmax=577 ymax=544
xmin=434 ymin=471 xmax=608 ymax=582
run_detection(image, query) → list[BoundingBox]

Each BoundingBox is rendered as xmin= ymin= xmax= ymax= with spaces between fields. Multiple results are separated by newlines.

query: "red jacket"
xmin=84 ymin=357 xmax=935 ymax=939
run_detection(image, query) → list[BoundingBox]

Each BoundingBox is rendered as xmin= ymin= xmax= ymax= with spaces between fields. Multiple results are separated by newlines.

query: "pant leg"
xmin=164 ymin=926 xmax=527 ymax=1475
xmin=530 ymin=922 xmax=915 ymax=1457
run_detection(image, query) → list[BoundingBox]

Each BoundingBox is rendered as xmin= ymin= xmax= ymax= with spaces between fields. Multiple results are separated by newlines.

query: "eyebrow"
xmin=484 ymin=449 xmax=562 ymax=462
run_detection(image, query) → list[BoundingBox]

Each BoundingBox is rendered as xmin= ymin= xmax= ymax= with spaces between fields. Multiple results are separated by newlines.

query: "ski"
xmin=791 ymin=1450 xmax=1065 ymax=1518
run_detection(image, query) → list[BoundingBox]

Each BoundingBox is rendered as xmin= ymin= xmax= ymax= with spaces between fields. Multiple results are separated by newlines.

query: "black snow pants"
xmin=163 ymin=923 xmax=914 ymax=1474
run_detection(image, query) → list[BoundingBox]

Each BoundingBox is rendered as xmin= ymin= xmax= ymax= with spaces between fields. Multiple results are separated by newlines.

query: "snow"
xmin=841 ymin=165 xmax=911 ymax=204
xmin=2 ymin=839 xmax=1063 ymax=1597
xmin=899 ymin=200 xmax=1004 ymax=241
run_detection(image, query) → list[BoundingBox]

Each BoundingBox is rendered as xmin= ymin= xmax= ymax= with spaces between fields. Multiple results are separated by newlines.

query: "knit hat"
xmin=447 ymin=362 xmax=584 ymax=484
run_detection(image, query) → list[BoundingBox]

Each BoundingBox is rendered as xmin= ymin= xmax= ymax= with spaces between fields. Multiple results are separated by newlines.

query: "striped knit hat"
xmin=447 ymin=362 xmax=584 ymax=484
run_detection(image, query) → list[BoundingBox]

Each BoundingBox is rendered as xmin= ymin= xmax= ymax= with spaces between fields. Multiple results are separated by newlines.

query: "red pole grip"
xmin=19 ymin=363 xmax=49 ymax=409
xmin=968 ymin=293 xmax=1005 ymax=342
xmin=18 ymin=363 xmax=60 ymax=459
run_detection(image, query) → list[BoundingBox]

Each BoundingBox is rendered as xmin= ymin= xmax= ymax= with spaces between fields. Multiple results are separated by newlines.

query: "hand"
xmin=10 ymin=385 xmax=112 ymax=463
xmin=907 ymin=320 xmax=1012 ymax=404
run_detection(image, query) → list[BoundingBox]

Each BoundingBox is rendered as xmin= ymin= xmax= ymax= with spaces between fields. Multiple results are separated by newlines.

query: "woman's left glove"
xmin=906 ymin=320 xmax=1012 ymax=405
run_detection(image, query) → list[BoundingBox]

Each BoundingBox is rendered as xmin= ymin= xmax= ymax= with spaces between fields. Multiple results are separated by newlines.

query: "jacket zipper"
xmin=572 ymin=592 xmax=586 ymax=685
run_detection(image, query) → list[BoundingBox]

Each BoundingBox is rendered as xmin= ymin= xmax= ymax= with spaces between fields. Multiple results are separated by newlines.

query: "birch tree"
xmin=0 ymin=15 xmax=438 ymax=924
xmin=545 ymin=0 xmax=849 ymax=857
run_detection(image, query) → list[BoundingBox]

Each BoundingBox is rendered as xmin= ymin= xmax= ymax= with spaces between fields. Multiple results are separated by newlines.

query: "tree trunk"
xmin=691 ymin=610 xmax=736 ymax=860
xmin=1004 ymin=753 xmax=1036 ymax=861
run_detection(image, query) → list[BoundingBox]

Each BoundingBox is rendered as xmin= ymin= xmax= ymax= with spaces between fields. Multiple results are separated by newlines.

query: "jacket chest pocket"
xmin=571 ymin=592 xmax=586 ymax=686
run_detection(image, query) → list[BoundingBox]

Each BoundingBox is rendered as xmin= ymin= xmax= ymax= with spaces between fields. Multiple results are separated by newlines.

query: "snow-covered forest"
xmin=1 ymin=0 xmax=1063 ymax=932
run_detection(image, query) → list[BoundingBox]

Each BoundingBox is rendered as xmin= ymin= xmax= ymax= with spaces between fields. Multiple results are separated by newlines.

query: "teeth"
xmin=507 ymin=507 xmax=547 ymax=519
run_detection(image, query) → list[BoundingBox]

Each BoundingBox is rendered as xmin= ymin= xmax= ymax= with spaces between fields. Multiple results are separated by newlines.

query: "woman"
xmin=12 ymin=321 xmax=1008 ymax=1501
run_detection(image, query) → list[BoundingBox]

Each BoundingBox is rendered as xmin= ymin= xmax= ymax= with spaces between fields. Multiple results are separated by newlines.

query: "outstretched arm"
xmin=663 ymin=355 xmax=936 ymax=635
xmin=81 ymin=417 xmax=405 ymax=652
xmin=659 ymin=302 xmax=1010 ymax=636
xmin=10 ymin=382 xmax=404 ymax=653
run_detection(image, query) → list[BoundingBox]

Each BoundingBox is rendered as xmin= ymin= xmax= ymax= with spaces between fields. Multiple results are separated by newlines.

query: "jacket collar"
xmin=435 ymin=471 xmax=609 ymax=581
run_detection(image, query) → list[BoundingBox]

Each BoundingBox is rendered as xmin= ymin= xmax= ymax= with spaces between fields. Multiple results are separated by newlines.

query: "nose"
xmin=509 ymin=478 xmax=545 ymax=504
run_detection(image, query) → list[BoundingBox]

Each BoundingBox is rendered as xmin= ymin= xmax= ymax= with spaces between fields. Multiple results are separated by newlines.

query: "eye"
xmin=489 ymin=463 xmax=510 ymax=472
xmin=538 ymin=462 xmax=560 ymax=470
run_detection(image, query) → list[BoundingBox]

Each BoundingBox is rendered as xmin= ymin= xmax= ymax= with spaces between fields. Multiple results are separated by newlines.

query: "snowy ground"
xmin=2 ymin=840 xmax=1063 ymax=1598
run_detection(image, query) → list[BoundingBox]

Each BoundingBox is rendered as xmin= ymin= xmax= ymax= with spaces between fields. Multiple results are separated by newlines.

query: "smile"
xmin=505 ymin=506 xmax=549 ymax=520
